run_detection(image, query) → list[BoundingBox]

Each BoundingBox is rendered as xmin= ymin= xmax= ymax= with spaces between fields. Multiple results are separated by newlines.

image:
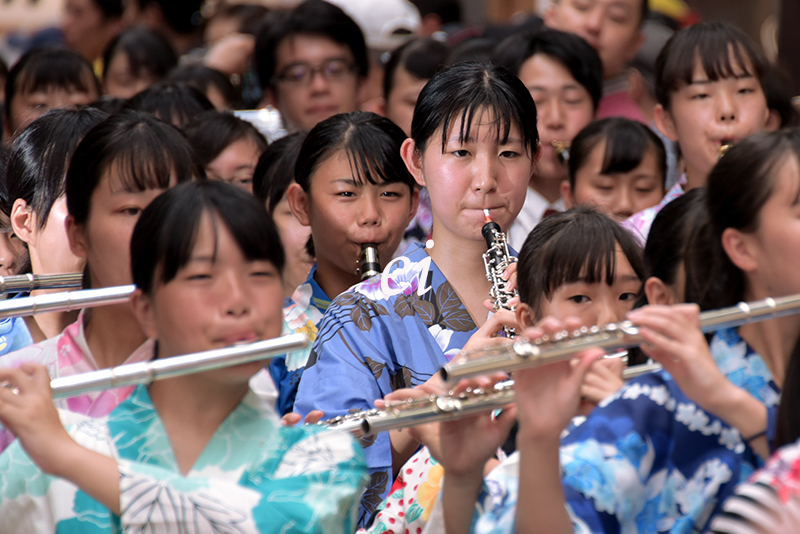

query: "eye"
xmin=568 ymin=295 xmax=590 ymax=304
xmin=381 ymin=190 xmax=402 ymax=198
xmin=500 ymin=150 xmax=520 ymax=159
xmin=452 ymin=149 xmax=470 ymax=158
xmin=119 ymin=207 xmax=142 ymax=216
xmin=691 ymin=93 xmax=709 ymax=100
xmin=620 ymin=292 xmax=637 ymax=302
xmin=186 ymin=272 xmax=212 ymax=281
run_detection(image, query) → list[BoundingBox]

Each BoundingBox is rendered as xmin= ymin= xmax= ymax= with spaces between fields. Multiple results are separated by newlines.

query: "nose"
xmin=612 ymin=187 xmax=634 ymax=220
xmin=542 ymin=100 xmax=565 ymax=132
xmin=595 ymin=298 xmax=618 ymax=327
xmin=471 ymin=154 xmax=499 ymax=194
xmin=717 ymin=90 xmax=738 ymax=123
xmin=308 ymin=68 xmax=332 ymax=94
xmin=221 ymin=272 xmax=250 ymax=318
xmin=357 ymin=194 xmax=381 ymax=226
xmin=583 ymin=7 xmax=603 ymax=36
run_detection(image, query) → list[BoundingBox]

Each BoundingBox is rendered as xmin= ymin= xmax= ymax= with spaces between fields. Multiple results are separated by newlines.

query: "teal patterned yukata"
xmin=0 ymin=384 xmax=369 ymax=533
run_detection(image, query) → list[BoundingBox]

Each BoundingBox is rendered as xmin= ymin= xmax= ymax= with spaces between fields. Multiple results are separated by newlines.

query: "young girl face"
xmin=141 ymin=212 xmax=284 ymax=367
xmin=290 ymin=150 xmax=417 ymax=283
xmin=406 ymin=111 xmax=534 ymax=243
xmin=658 ymin=47 xmax=769 ymax=180
xmin=69 ymin=168 xmax=175 ymax=290
xmin=103 ymin=50 xmax=156 ymax=99
xmin=542 ymin=246 xmax=641 ymax=326
xmin=206 ymin=137 xmax=262 ymax=194
xmin=738 ymin=155 xmax=800 ymax=299
xmin=567 ymin=140 xmax=664 ymax=222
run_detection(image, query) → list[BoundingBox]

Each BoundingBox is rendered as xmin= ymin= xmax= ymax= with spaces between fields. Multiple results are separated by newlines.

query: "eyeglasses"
xmin=273 ymin=59 xmax=357 ymax=85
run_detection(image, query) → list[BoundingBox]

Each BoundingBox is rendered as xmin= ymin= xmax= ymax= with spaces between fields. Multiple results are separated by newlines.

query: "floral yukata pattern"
xmin=464 ymin=327 xmax=778 ymax=534
xmin=294 ymin=243 xmax=481 ymax=528
xmin=0 ymin=384 xmax=369 ymax=533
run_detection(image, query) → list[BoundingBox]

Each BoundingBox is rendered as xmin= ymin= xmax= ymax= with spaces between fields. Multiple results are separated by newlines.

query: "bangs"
xmin=600 ymin=122 xmax=652 ymax=175
xmin=656 ymin=22 xmax=767 ymax=108
xmin=132 ymin=181 xmax=284 ymax=294
xmin=538 ymin=222 xmax=619 ymax=301
xmin=16 ymin=56 xmax=95 ymax=96
xmin=440 ymin=99 xmax=519 ymax=154
xmin=107 ymin=146 xmax=177 ymax=193
xmin=342 ymin=125 xmax=409 ymax=187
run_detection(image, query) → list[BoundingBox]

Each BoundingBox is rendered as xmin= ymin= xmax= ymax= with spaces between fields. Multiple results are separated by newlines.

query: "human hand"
xmin=513 ymin=316 xmax=603 ymax=441
xmin=281 ymin=409 xmax=325 ymax=427
xmin=483 ymin=260 xmax=520 ymax=312
xmin=0 ymin=364 xmax=74 ymax=475
xmin=577 ymin=356 xmax=624 ymax=415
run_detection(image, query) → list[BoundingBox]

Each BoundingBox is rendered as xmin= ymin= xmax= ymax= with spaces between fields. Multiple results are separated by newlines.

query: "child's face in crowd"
xmin=545 ymin=0 xmax=644 ymax=80
xmin=68 ymin=170 xmax=176 ymax=290
xmin=564 ymin=141 xmax=664 ymax=221
xmin=62 ymin=0 xmax=121 ymax=62
xmin=656 ymin=50 xmax=769 ymax=181
xmin=288 ymin=150 xmax=417 ymax=285
xmin=403 ymin=113 xmax=533 ymax=243
xmin=384 ymin=65 xmax=428 ymax=137
xmin=267 ymin=34 xmax=362 ymax=132
xmin=7 ymin=84 xmax=99 ymax=136
xmin=271 ymin=193 xmax=313 ymax=296
xmin=542 ymin=246 xmax=640 ymax=326
xmin=206 ymin=138 xmax=262 ymax=195
xmin=519 ymin=53 xmax=595 ymax=182
xmin=103 ymin=51 xmax=157 ymax=100
xmin=137 ymin=214 xmax=284 ymax=372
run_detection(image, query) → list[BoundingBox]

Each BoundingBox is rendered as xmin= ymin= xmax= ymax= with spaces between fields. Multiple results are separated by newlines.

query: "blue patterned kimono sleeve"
xmin=117 ymin=428 xmax=369 ymax=534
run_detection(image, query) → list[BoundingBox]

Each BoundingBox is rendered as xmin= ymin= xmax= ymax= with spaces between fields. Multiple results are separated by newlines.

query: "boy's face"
xmin=266 ymin=34 xmax=362 ymax=132
xmin=6 ymin=84 xmax=99 ymax=138
xmin=656 ymin=50 xmax=770 ymax=181
xmin=62 ymin=0 xmax=121 ymax=62
xmin=563 ymin=138 xmax=664 ymax=221
xmin=519 ymin=53 xmax=595 ymax=183
xmin=545 ymin=0 xmax=644 ymax=80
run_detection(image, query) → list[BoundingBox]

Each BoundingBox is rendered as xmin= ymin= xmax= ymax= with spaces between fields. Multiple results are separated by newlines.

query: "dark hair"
xmin=295 ymin=111 xmax=416 ymax=193
xmin=383 ymin=37 xmax=449 ymax=100
xmin=763 ymin=66 xmax=800 ymax=128
xmin=685 ymin=129 xmax=800 ymax=311
xmin=517 ymin=206 xmax=645 ymax=319
xmin=124 ymin=81 xmax=214 ymax=127
xmin=655 ymin=21 xmax=768 ymax=110
xmin=131 ymin=0 xmax=203 ymax=35
xmin=102 ymin=27 xmax=177 ymax=85
xmin=5 ymin=108 xmax=108 ymax=229
xmin=183 ymin=110 xmax=268 ymax=168
xmin=409 ymin=0 xmax=461 ymax=25
xmin=5 ymin=48 xmax=101 ymax=125
xmin=254 ymin=0 xmax=369 ymax=90
xmin=410 ymin=62 xmax=539 ymax=156
xmin=66 ymin=110 xmax=203 ymax=225
xmin=253 ymin=131 xmax=307 ymax=211
xmin=203 ymin=2 xmax=270 ymax=38
xmin=92 ymin=0 xmax=124 ymax=19
xmin=492 ymin=29 xmax=603 ymax=112
xmin=166 ymin=64 xmax=240 ymax=109
xmin=568 ymin=117 xmax=667 ymax=189
xmin=445 ymin=38 xmax=495 ymax=66
xmin=131 ymin=180 xmax=284 ymax=295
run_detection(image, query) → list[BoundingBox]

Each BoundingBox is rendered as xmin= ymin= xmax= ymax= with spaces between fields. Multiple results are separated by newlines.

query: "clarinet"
xmin=358 ymin=243 xmax=381 ymax=281
xmin=482 ymin=210 xmax=517 ymax=336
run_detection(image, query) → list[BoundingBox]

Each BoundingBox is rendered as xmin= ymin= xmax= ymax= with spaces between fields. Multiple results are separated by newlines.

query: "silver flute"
xmin=46 ymin=333 xmax=308 ymax=399
xmin=0 ymin=284 xmax=135 ymax=319
xmin=0 ymin=273 xmax=84 ymax=295
xmin=482 ymin=210 xmax=517 ymax=336
xmin=442 ymin=293 xmax=800 ymax=382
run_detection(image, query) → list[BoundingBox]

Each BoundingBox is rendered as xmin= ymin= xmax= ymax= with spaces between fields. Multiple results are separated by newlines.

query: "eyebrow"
xmin=446 ymin=135 xmax=524 ymax=145
xmin=690 ymin=73 xmax=755 ymax=85
xmin=617 ymin=274 xmax=642 ymax=284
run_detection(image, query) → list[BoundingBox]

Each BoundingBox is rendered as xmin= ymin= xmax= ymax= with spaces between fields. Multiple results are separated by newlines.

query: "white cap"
xmin=328 ymin=0 xmax=421 ymax=51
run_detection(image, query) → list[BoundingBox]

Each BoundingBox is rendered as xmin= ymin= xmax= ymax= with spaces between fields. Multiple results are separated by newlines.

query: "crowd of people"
xmin=0 ymin=0 xmax=799 ymax=532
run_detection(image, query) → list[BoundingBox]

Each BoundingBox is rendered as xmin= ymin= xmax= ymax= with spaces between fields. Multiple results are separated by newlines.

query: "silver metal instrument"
xmin=441 ymin=294 xmax=800 ymax=382
xmin=49 ymin=333 xmax=308 ymax=399
xmin=358 ymin=243 xmax=381 ymax=281
xmin=482 ymin=209 xmax=517 ymax=337
xmin=0 ymin=273 xmax=83 ymax=295
xmin=0 ymin=285 xmax=135 ymax=319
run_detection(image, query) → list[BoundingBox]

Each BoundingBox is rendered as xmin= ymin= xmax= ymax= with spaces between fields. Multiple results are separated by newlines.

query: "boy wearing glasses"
xmin=255 ymin=0 xmax=369 ymax=132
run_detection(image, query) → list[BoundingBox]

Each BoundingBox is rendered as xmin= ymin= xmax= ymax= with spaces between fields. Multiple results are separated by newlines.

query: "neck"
xmin=24 ymin=304 xmax=78 ymax=342
xmin=84 ymin=304 xmax=148 ymax=370
xmin=428 ymin=225 xmax=493 ymax=326
xmin=738 ymin=314 xmax=800 ymax=388
xmin=528 ymin=174 xmax=563 ymax=204
xmin=682 ymin=160 xmax=709 ymax=191
xmin=148 ymin=373 xmax=248 ymax=474
xmin=313 ymin=258 xmax=361 ymax=300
